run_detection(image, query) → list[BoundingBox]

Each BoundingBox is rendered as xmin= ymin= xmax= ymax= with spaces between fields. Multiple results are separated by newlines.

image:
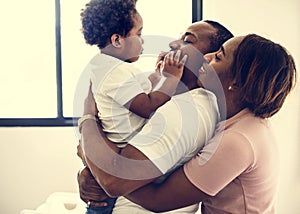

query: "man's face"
xmin=168 ymin=21 xmax=217 ymax=74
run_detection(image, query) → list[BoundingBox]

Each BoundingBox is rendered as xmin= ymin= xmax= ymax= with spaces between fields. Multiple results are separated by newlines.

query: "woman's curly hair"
xmin=80 ymin=0 xmax=138 ymax=49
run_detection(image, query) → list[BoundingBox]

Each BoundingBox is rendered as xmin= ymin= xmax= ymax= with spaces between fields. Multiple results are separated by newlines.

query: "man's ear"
xmin=111 ymin=34 xmax=122 ymax=48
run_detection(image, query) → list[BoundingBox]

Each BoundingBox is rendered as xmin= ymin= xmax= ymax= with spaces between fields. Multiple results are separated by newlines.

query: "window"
xmin=0 ymin=0 xmax=57 ymax=121
xmin=0 ymin=0 xmax=202 ymax=126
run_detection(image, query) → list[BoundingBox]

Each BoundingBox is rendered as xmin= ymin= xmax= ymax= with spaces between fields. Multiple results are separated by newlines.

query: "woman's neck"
xmin=216 ymin=89 xmax=243 ymax=121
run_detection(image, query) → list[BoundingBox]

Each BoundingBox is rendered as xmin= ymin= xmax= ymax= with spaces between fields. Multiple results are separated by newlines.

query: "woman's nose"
xmin=203 ymin=53 xmax=213 ymax=62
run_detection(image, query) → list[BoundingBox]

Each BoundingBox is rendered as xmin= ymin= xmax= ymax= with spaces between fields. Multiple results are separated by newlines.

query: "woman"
xmin=123 ymin=34 xmax=297 ymax=213
xmin=79 ymin=34 xmax=296 ymax=213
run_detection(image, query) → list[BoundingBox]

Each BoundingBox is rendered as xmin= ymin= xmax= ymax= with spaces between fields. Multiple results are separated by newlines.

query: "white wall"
xmin=0 ymin=127 xmax=83 ymax=214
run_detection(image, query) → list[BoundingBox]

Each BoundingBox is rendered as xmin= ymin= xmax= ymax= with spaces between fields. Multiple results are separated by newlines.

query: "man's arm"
xmin=80 ymin=88 xmax=162 ymax=197
xmin=126 ymin=167 xmax=210 ymax=213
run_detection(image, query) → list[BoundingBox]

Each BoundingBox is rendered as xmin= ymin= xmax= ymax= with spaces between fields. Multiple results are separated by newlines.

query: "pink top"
xmin=184 ymin=109 xmax=279 ymax=214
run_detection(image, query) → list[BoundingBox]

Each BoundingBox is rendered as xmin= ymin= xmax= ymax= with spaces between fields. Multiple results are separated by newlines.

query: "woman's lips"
xmin=198 ymin=66 xmax=206 ymax=75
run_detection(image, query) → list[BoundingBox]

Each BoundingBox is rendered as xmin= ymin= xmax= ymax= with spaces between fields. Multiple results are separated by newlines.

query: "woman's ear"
xmin=111 ymin=34 xmax=122 ymax=48
xmin=227 ymin=80 xmax=240 ymax=91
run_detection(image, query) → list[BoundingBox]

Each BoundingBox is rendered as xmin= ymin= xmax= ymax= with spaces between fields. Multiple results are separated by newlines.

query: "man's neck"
xmin=174 ymin=71 xmax=199 ymax=95
xmin=175 ymin=81 xmax=199 ymax=95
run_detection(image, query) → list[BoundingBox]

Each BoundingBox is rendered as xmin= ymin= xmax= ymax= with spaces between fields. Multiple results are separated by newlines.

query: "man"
xmin=78 ymin=20 xmax=233 ymax=213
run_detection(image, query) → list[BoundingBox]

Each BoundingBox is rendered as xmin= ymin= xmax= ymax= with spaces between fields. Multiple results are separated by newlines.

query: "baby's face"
xmin=123 ymin=12 xmax=144 ymax=63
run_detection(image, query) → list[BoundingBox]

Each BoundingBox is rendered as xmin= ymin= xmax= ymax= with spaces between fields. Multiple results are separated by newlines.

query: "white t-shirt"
xmin=113 ymin=88 xmax=220 ymax=214
xmin=184 ymin=109 xmax=279 ymax=214
xmin=89 ymin=53 xmax=152 ymax=146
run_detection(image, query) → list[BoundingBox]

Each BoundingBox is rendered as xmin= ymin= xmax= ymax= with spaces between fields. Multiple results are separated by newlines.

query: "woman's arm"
xmin=126 ymin=167 xmax=210 ymax=213
xmin=125 ymin=131 xmax=257 ymax=212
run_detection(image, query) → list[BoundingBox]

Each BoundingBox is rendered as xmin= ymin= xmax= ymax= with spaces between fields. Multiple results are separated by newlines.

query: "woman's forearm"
xmin=126 ymin=167 xmax=210 ymax=212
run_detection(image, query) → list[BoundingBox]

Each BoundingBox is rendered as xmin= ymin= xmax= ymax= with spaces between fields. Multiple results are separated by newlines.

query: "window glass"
xmin=60 ymin=0 xmax=99 ymax=118
xmin=0 ymin=0 xmax=57 ymax=118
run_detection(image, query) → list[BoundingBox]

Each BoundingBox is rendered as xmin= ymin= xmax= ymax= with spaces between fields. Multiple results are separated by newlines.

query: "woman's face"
xmin=197 ymin=37 xmax=243 ymax=94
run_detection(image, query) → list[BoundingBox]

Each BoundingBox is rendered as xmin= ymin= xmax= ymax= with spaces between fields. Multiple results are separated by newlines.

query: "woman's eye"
xmin=215 ymin=53 xmax=221 ymax=61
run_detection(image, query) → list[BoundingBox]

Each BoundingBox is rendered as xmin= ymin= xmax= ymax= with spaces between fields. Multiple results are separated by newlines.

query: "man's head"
xmin=170 ymin=20 xmax=233 ymax=55
xmin=169 ymin=20 xmax=233 ymax=90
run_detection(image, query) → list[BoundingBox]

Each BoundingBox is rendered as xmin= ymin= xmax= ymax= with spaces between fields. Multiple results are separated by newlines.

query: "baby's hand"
xmin=156 ymin=51 xmax=168 ymax=65
xmin=161 ymin=50 xmax=188 ymax=79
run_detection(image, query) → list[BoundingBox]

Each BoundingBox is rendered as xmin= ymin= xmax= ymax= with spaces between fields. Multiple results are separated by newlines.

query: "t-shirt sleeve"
xmin=97 ymin=63 xmax=151 ymax=106
xmin=183 ymin=131 xmax=254 ymax=196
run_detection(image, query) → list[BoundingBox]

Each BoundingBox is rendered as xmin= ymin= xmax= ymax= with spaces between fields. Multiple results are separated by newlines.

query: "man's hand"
xmin=77 ymin=167 xmax=114 ymax=207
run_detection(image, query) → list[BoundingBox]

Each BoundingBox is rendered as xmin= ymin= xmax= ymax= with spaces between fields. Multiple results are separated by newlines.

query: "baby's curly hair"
xmin=81 ymin=0 xmax=138 ymax=49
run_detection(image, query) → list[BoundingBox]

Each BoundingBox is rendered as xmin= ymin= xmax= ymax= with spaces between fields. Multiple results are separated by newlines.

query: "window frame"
xmin=0 ymin=0 xmax=202 ymax=127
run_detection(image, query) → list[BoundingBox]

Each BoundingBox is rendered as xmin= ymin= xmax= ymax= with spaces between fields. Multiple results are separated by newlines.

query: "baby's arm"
xmin=126 ymin=50 xmax=187 ymax=119
xmin=147 ymin=52 xmax=167 ymax=89
xmin=148 ymin=67 xmax=162 ymax=90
